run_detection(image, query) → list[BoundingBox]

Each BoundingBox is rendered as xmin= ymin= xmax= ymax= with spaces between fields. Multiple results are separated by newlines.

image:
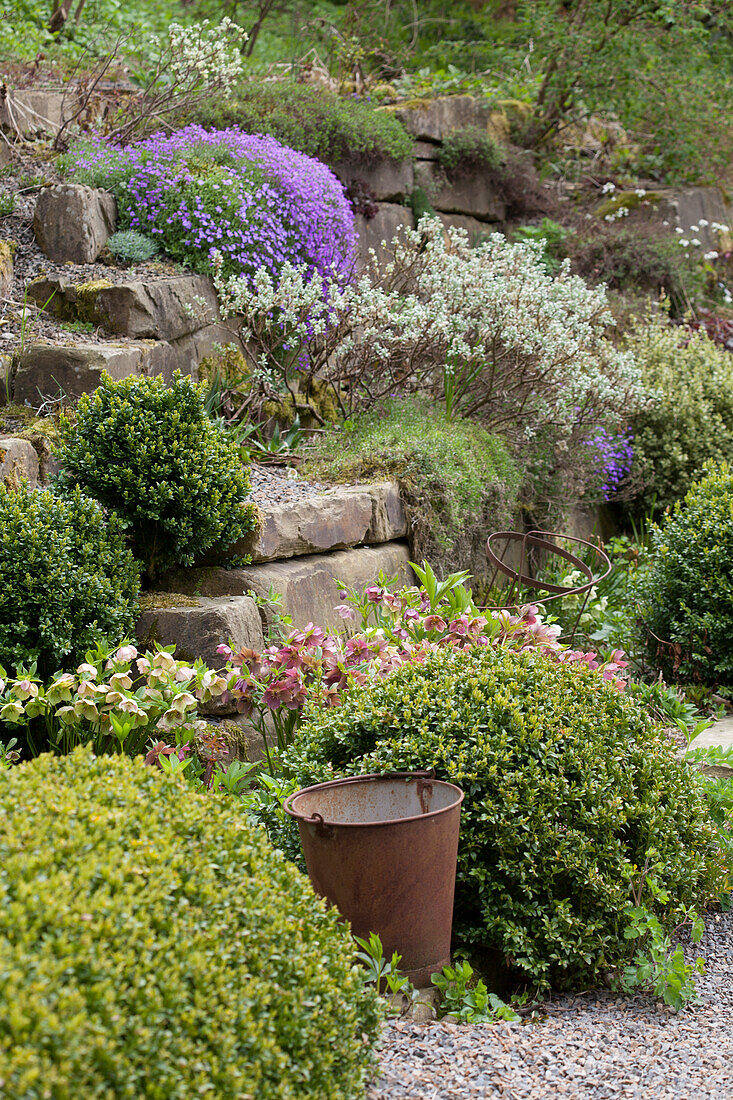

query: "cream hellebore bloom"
xmin=13 ymin=679 xmax=38 ymax=701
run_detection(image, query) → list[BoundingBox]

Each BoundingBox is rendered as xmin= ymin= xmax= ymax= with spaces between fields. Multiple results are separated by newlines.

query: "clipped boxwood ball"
xmin=0 ymin=749 xmax=382 ymax=1099
xmin=54 ymin=371 xmax=258 ymax=581
xmin=0 ymin=483 xmax=139 ymax=677
xmin=640 ymin=459 xmax=733 ymax=685
xmin=284 ymin=646 xmax=723 ymax=990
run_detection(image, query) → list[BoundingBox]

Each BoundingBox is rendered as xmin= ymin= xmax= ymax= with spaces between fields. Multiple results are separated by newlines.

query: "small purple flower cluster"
xmin=68 ymin=125 xmax=356 ymax=282
xmin=586 ymin=426 xmax=634 ymax=499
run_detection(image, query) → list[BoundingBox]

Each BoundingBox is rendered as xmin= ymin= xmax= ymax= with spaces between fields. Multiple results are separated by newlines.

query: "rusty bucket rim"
xmin=283 ymin=771 xmax=465 ymax=830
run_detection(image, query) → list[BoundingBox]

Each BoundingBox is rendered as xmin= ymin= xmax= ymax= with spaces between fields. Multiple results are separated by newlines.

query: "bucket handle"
xmin=300 ymin=768 xmax=439 ymax=834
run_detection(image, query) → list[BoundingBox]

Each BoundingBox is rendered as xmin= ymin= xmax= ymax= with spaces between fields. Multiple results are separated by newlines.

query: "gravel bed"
xmin=369 ymin=905 xmax=733 ymax=1099
xmin=248 ymin=463 xmax=331 ymax=505
xmin=0 ymin=159 xmax=180 ymax=349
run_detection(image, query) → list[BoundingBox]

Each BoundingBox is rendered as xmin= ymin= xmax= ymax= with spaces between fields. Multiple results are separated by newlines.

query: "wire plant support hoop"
xmin=485 ymin=529 xmax=612 ymax=644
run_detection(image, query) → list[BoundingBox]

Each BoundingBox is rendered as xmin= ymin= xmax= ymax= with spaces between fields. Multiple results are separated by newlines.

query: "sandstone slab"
xmin=356 ymin=203 xmax=413 ymax=268
xmin=388 ymin=96 xmax=506 ymax=143
xmin=231 ymin=481 xmax=407 ymax=563
xmin=0 ymin=240 xmax=13 ymax=299
xmin=673 ymin=186 xmax=732 ymax=251
xmin=166 ymin=542 xmax=413 ymax=632
xmin=0 ymin=89 xmax=74 ymax=138
xmin=13 ymin=342 xmax=147 ymax=405
xmin=414 ymin=161 xmax=505 ymax=222
xmin=136 ymin=594 xmax=264 ymax=667
xmin=0 ymin=437 xmax=39 ymax=488
xmin=34 ymin=184 xmax=116 ymax=264
xmin=437 ymin=213 xmax=491 ymax=244
xmin=27 ymin=273 xmax=219 ymax=341
xmin=330 ymin=157 xmax=414 ymax=202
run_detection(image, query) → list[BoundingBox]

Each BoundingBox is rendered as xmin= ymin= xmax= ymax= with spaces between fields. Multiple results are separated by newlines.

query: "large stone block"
xmin=135 ymin=594 xmax=264 ymax=667
xmin=34 ymin=184 xmax=116 ymax=264
xmin=0 ymin=437 xmax=39 ymax=488
xmin=330 ymin=157 xmax=414 ymax=202
xmin=673 ymin=187 xmax=732 ymax=251
xmin=0 ymin=89 xmax=74 ymax=138
xmin=231 ymin=481 xmax=407 ymax=563
xmin=437 ymin=213 xmax=492 ymax=245
xmin=388 ymin=96 xmax=507 ymax=143
xmin=414 ymin=161 xmax=505 ymax=222
xmin=355 ymin=203 xmax=413 ymax=268
xmin=27 ymin=273 xmax=219 ymax=341
xmin=12 ymin=342 xmax=146 ymax=405
xmin=0 ymin=240 xmax=13 ymax=299
xmin=165 ymin=542 xmax=414 ymax=632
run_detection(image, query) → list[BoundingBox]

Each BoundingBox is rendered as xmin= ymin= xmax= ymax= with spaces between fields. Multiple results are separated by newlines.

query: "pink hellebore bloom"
xmin=115 ymin=645 xmax=138 ymax=663
xmin=423 ymin=615 xmax=447 ymax=632
xmin=335 ymin=604 xmax=357 ymax=621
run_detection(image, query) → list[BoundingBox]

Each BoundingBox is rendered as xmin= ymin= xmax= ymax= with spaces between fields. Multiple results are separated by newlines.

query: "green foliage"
xmin=626 ymin=316 xmax=733 ymax=515
xmin=191 ymin=81 xmax=414 ymax=163
xmin=617 ymin=863 xmax=705 ymax=1011
xmin=282 ymin=645 xmax=724 ymax=990
xmin=437 ymin=125 xmax=503 ymax=176
xmin=0 ymin=748 xmax=382 ymax=1098
xmin=0 ymin=484 xmax=139 ymax=678
xmin=55 ymin=372 xmax=257 ymax=581
xmin=639 ymin=460 xmax=733 ymax=685
xmin=569 ymin=227 xmax=702 ymax=315
xmin=302 ymin=397 xmax=520 ymax=573
xmin=0 ymin=192 xmax=15 ymax=217
xmin=106 ymin=229 xmax=160 ymax=264
xmin=431 ymin=960 xmax=520 ymax=1023
xmin=512 ymin=218 xmax=568 ymax=275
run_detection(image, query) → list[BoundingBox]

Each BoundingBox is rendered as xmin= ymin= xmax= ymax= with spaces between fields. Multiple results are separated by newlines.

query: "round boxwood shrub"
xmin=282 ymin=646 xmax=723 ymax=990
xmin=639 ymin=460 xmax=733 ymax=684
xmin=0 ymin=484 xmax=139 ymax=677
xmin=55 ymin=371 xmax=257 ymax=581
xmin=66 ymin=125 xmax=356 ymax=282
xmin=625 ymin=315 xmax=733 ymax=515
xmin=0 ymin=748 xmax=382 ymax=1098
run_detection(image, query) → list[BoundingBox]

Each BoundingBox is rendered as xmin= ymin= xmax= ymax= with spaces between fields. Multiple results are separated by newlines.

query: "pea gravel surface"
xmin=369 ymin=905 xmax=733 ymax=1099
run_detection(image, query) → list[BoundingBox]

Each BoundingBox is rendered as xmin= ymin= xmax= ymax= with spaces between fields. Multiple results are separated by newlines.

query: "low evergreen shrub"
xmin=283 ymin=646 xmax=723 ymax=990
xmin=437 ymin=125 xmax=504 ymax=176
xmin=55 ymin=372 xmax=257 ymax=581
xmin=626 ymin=316 xmax=733 ymax=515
xmin=0 ymin=748 xmax=382 ymax=1098
xmin=0 ymin=484 xmax=139 ymax=677
xmin=192 ymin=82 xmax=414 ymax=163
xmin=640 ymin=461 xmax=733 ymax=685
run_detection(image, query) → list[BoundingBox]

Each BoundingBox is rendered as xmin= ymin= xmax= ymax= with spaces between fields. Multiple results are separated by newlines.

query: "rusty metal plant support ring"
xmin=485 ymin=530 xmax=612 ymax=644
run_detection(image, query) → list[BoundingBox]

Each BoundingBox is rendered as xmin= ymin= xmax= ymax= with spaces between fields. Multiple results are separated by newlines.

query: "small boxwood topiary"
xmin=0 ymin=484 xmax=139 ymax=677
xmin=639 ymin=460 xmax=733 ymax=685
xmin=55 ymin=372 xmax=257 ymax=581
xmin=281 ymin=646 xmax=723 ymax=990
xmin=0 ymin=748 xmax=382 ymax=1098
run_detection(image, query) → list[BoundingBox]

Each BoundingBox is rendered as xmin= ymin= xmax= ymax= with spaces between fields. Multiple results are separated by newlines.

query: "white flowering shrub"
xmin=104 ymin=20 xmax=247 ymax=145
xmin=215 ymin=216 xmax=643 ymax=450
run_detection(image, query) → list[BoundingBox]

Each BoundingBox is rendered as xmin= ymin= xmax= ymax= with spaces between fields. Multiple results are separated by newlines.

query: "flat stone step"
xmin=235 ymin=481 xmax=406 ymax=563
xmin=691 ymin=716 xmax=733 ymax=752
xmin=164 ymin=541 xmax=413 ymax=633
xmin=135 ymin=593 xmax=264 ymax=668
xmin=27 ymin=273 xmax=219 ymax=341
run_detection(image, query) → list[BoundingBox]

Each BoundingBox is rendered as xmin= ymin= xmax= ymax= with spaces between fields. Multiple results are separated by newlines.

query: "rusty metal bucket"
xmin=284 ymin=771 xmax=464 ymax=986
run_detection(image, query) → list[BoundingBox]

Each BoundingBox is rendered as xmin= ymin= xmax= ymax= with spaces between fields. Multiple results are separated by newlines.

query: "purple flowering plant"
xmin=586 ymin=426 xmax=634 ymax=499
xmin=65 ymin=126 xmax=357 ymax=283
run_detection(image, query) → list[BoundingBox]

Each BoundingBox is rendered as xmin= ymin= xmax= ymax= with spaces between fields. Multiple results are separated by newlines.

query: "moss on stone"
xmin=73 ymin=279 xmax=113 ymax=324
xmin=594 ymin=190 xmax=665 ymax=218
xmin=138 ymin=591 xmax=202 ymax=611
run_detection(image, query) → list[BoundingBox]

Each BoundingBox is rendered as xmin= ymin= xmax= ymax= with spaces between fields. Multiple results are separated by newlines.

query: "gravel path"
xmin=369 ymin=906 xmax=733 ymax=1099
xmin=248 ymin=463 xmax=330 ymax=505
